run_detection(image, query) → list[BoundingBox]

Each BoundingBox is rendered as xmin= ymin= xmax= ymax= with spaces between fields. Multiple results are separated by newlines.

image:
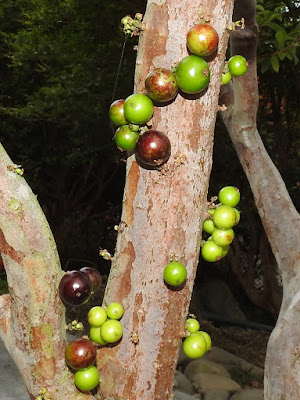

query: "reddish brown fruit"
xmin=187 ymin=24 xmax=219 ymax=57
xmin=135 ymin=130 xmax=171 ymax=168
xmin=65 ymin=338 xmax=97 ymax=370
xmin=145 ymin=68 xmax=178 ymax=102
xmin=59 ymin=270 xmax=92 ymax=306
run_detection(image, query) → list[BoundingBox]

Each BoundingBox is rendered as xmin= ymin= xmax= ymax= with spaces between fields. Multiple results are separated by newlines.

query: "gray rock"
xmin=184 ymin=359 xmax=231 ymax=382
xmin=173 ymin=370 xmax=195 ymax=395
xmin=189 ymin=372 xmax=241 ymax=394
xmin=230 ymin=389 xmax=264 ymax=400
xmin=0 ymin=338 xmax=30 ymax=400
xmin=173 ymin=391 xmax=198 ymax=400
xmin=204 ymin=390 xmax=231 ymax=400
xmin=203 ymin=347 xmax=264 ymax=381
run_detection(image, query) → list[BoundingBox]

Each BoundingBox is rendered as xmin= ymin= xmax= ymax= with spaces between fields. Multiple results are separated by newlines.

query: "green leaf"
xmin=267 ymin=22 xmax=285 ymax=33
xmin=261 ymin=58 xmax=270 ymax=73
xmin=275 ymin=30 xmax=286 ymax=45
xmin=271 ymin=55 xmax=280 ymax=72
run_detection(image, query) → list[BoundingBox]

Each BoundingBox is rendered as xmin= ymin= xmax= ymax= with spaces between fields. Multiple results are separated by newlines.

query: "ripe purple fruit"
xmin=135 ymin=130 xmax=171 ymax=168
xmin=80 ymin=267 xmax=102 ymax=294
xmin=59 ymin=270 xmax=92 ymax=306
xmin=145 ymin=68 xmax=178 ymax=102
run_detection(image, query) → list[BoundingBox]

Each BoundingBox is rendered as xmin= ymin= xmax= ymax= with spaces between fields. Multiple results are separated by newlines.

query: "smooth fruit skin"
xmin=145 ymin=68 xmax=178 ymax=102
xmin=187 ymin=24 xmax=219 ymax=56
xmin=123 ymin=93 xmax=154 ymax=125
xmin=106 ymin=302 xmax=124 ymax=320
xmin=221 ymin=244 xmax=230 ymax=258
xmin=80 ymin=267 xmax=102 ymax=293
xmin=233 ymin=208 xmax=241 ymax=226
xmin=135 ymin=130 xmax=171 ymax=168
xmin=213 ymin=205 xmax=237 ymax=229
xmin=183 ymin=333 xmax=207 ymax=359
xmin=186 ymin=318 xmax=200 ymax=334
xmin=218 ymin=186 xmax=240 ymax=207
xmin=163 ymin=261 xmax=187 ymax=287
xmin=100 ymin=320 xmax=123 ymax=343
xmin=59 ymin=270 xmax=92 ymax=306
xmin=88 ymin=306 xmax=107 ymax=327
xmin=175 ymin=55 xmax=210 ymax=94
xmin=74 ymin=365 xmax=100 ymax=392
xmin=109 ymin=99 xmax=128 ymax=126
xmin=201 ymin=240 xmax=223 ymax=262
xmin=114 ymin=125 xmax=140 ymax=151
xmin=89 ymin=326 xmax=107 ymax=345
xmin=212 ymin=228 xmax=234 ymax=246
xmin=65 ymin=338 xmax=97 ymax=370
xmin=221 ymin=71 xmax=232 ymax=85
xmin=202 ymin=219 xmax=215 ymax=234
xmin=196 ymin=331 xmax=212 ymax=350
xmin=228 ymin=55 xmax=247 ymax=76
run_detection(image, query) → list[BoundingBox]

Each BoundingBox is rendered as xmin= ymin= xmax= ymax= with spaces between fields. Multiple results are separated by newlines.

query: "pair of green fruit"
xmin=201 ymin=186 xmax=241 ymax=262
xmin=183 ymin=318 xmax=212 ymax=359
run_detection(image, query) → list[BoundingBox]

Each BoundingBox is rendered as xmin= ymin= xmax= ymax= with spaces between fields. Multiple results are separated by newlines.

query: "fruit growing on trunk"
xmin=59 ymin=270 xmax=92 ymax=306
xmin=228 ymin=55 xmax=247 ymax=76
xmin=100 ymin=320 xmax=123 ymax=343
xmin=213 ymin=205 xmax=237 ymax=229
xmin=218 ymin=186 xmax=240 ymax=207
xmin=74 ymin=365 xmax=100 ymax=392
xmin=106 ymin=302 xmax=124 ymax=320
xmin=186 ymin=24 xmax=219 ymax=56
xmin=80 ymin=266 xmax=102 ymax=293
xmin=202 ymin=219 xmax=215 ymax=234
xmin=163 ymin=261 xmax=187 ymax=287
xmin=175 ymin=55 xmax=210 ymax=94
xmin=221 ymin=71 xmax=232 ymax=85
xmin=135 ymin=130 xmax=171 ymax=168
xmin=114 ymin=125 xmax=140 ymax=151
xmin=88 ymin=306 xmax=107 ymax=327
xmin=65 ymin=338 xmax=97 ymax=370
xmin=89 ymin=326 xmax=107 ymax=345
xmin=201 ymin=240 xmax=223 ymax=262
xmin=183 ymin=332 xmax=207 ymax=359
xmin=211 ymin=227 xmax=234 ymax=246
xmin=186 ymin=318 xmax=200 ymax=333
xmin=123 ymin=93 xmax=154 ymax=124
xmin=109 ymin=99 xmax=128 ymax=126
xmin=145 ymin=68 xmax=178 ymax=102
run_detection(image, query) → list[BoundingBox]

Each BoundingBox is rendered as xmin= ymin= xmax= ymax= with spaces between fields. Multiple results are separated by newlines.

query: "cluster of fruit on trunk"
xmin=109 ymin=22 xmax=247 ymax=167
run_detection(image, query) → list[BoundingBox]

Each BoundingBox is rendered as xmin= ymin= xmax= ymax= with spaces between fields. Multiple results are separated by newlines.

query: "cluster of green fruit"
xmin=201 ymin=186 xmax=241 ymax=262
xmin=109 ymin=21 xmax=248 ymax=169
xmin=64 ymin=302 xmax=124 ymax=393
xmin=183 ymin=317 xmax=212 ymax=359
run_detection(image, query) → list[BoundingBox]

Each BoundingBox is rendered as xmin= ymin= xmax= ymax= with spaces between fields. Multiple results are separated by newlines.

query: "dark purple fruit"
xmin=59 ymin=270 xmax=92 ymax=306
xmin=145 ymin=68 xmax=178 ymax=102
xmin=135 ymin=130 xmax=171 ymax=168
xmin=80 ymin=267 xmax=102 ymax=293
xmin=65 ymin=338 xmax=97 ymax=370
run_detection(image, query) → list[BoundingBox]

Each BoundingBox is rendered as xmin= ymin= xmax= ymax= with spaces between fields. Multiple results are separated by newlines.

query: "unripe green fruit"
xmin=100 ymin=320 xmax=123 ymax=343
xmin=186 ymin=318 xmax=200 ymax=334
xmin=114 ymin=125 xmax=139 ymax=151
xmin=163 ymin=261 xmax=187 ymax=287
xmin=221 ymin=71 xmax=232 ymax=85
xmin=89 ymin=326 xmax=107 ymax=345
xmin=218 ymin=186 xmax=240 ymax=207
xmin=233 ymin=208 xmax=241 ymax=225
xmin=201 ymin=240 xmax=223 ymax=262
xmin=203 ymin=219 xmax=215 ymax=234
xmin=228 ymin=55 xmax=247 ymax=76
xmin=221 ymin=244 xmax=230 ymax=258
xmin=124 ymin=93 xmax=154 ymax=125
xmin=212 ymin=228 xmax=234 ymax=246
xmin=106 ymin=302 xmax=124 ymax=320
xmin=196 ymin=330 xmax=212 ymax=350
xmin=183 ymin=333 xmax=207 ymax=359
xmin=87 ymin=306 xmax=107 ymax=327
xmin=213 ymin=205 xmax=237 ymax=229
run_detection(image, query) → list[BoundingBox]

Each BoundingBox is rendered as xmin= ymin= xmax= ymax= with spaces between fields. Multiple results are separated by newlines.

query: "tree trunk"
xmin=220 ymin=0 xmax=300 ymax=398
xmin=99 ymin=1 xmax=234 ymax=399
xmin=0 ymin=144 xmax=96 ymax=400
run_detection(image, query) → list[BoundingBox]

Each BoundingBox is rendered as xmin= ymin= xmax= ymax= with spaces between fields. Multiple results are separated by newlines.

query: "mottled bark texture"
xmin=220 ymin=0 xmax=300 ymax=398
xmin=99 ymin=1 xmax=234 ymax=399
xmin=0 ymin=144 xmax=96 ymax=400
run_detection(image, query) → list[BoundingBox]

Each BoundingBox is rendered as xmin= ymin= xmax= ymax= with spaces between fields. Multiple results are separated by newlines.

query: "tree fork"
xmin=99 ymin=1 xmax=234 ymax=399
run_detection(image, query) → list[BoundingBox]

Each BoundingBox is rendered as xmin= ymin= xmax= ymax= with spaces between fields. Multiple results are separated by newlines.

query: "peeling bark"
xmin=0 ymin=144 xmax=96 ymax=400
xmin=220 ymin=0 xmax=300 ymax=398
xmin=99 ymin=1 xmax=234 ymax=399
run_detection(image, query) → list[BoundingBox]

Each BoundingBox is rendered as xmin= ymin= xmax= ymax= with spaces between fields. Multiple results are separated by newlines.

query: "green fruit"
xmin=218 ymin=186 xmax=240 ymax=207
xmin=100 ymin=320 xmax=123 ymax=343
xmin=196 ymin=331 xmax=212 ymax=350
xmin=186 ymin=318 xmax=200 ymax=334
xmin=106 ymin=302 xmax=124 ymax=320
xmin=114 ymin=125 xmax=139 ymax=151
xmin=163 ymin=261 xmax=187 ymax=287
xmin=213 ymin=205 xmax=237 ymax=229
xmin=233 ymin=208 xmax=241 ymax=225
xmin=221 ymin=71 xmax=232 ymax=85
xmin=221 ymin=244 xmax=230 ymax=258
xmin=228 ymin=55 xmax=247 ymax=76
xmin=109 ymin=99 xmax=128 ymax=126
xmin=89 ymin=326 xmax=107 ymax=345
xmin=175 ymin=55 xmax=210 ymax=94
xmin=211 ymin=228 xmax=234 ymax=246
xmin=203 ymin=219 xmax=215 ymax=234
xmin=183 ymin=333 xmax=207 ymax=359
xmin=74 ymin=365 xmax=99 ymax=392
xmin=123 ymin=93 xmax=154 ymax=125
xmin=87 ymin=306 xmax=107 ymax=327
xmin=201 ymin=240 xmax=223 ymax=262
